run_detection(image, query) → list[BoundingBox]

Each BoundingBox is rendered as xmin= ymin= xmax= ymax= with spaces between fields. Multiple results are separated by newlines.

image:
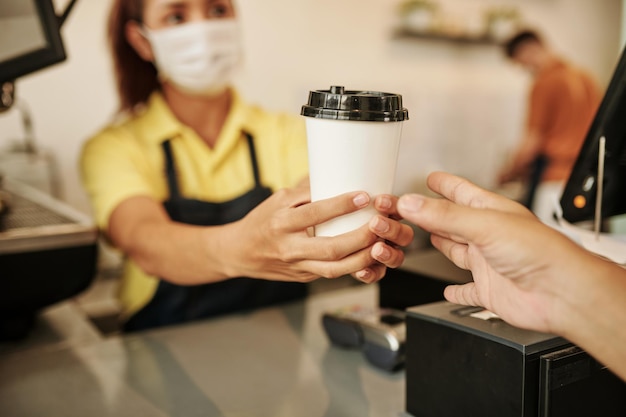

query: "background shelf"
xmin=393 ymin=27 xmax=502 ymax=46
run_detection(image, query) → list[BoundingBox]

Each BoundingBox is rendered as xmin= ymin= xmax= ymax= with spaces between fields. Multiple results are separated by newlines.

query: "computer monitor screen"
xmin=0 ymin=0 xmax=65 ymax=82
xmin=560 ymin=47 xmax=626 ymax=224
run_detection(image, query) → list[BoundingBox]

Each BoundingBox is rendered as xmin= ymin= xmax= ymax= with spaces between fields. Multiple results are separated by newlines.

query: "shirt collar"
xmin=132 ymin=89 xmax=248 ymax=146
xmin=133 ymin=91 xmax=184 ymax=144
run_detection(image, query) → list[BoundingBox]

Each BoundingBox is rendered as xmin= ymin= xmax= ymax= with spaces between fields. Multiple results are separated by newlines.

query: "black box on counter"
xmin=378 ymin=249 xmax=472 ymax=310
xmin=405 ymin=301 xmax=626 ymax=417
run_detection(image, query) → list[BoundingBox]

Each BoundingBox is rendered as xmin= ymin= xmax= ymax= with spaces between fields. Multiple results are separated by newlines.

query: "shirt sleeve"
xmin=79 ymin=126 xmax=161 ymax=232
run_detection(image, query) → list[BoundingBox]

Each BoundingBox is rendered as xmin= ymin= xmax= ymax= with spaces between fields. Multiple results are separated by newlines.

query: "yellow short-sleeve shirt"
xmin=80 ymin=90 xmax=308 ymax=319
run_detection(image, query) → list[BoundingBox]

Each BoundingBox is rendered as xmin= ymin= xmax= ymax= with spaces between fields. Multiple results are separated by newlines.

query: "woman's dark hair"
xmin=504 ymin=30 xmax=543 ymax=59
xmin=108 ymin=0 xmax=159 ymax=113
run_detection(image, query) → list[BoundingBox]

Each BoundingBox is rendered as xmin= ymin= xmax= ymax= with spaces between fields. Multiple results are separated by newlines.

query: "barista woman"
xmin=80 ymin=0 xmax=413 ymax=332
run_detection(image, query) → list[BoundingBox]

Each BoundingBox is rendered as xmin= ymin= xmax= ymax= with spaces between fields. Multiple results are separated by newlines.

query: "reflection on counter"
xmin=0 ymin=285 xmax=406 ymax=417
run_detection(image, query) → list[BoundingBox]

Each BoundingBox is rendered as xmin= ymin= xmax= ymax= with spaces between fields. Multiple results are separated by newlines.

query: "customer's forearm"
xmin=555 ymin=256 xmax=626 ymax=381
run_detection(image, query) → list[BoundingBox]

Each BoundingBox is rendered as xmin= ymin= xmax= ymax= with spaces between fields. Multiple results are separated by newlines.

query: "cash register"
xmin=0 ymin=0 xmax=97 ymax=341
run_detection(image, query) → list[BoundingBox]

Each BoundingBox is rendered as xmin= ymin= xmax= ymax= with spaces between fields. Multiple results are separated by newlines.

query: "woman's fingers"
xmin=368 ymin=215 xmax=414 ymax=247
xmin=352 ymin=262 xmax=388 ymax=284
xmin=297 ymin=237 xmax=405 ymax=282
xmin=374 ymin=194 xmax=403 ymax=219
xmin=370 ymin=241 xmax=405 ymax=268
xmin=299 ymin=245 xmax=379 ymax=280
xmin=275 ymin=188 xmax=371 ymax=231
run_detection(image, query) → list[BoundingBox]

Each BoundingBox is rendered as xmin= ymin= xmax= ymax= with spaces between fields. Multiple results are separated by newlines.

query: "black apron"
xmin=124 ymin=132 xmax=307 ymax=332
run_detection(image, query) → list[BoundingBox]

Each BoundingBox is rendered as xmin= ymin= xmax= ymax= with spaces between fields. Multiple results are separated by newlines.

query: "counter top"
xmin=0 ymin=285 xmax=409 ymax=417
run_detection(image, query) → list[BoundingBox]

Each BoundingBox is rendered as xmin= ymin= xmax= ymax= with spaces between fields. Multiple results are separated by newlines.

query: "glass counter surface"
xmin=0 ymin=285 xmax=408 ymax=417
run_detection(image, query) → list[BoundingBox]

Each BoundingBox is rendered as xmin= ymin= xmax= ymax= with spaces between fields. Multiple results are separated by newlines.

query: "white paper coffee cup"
xmin=301 ymin=86 xmax=409 ymax=236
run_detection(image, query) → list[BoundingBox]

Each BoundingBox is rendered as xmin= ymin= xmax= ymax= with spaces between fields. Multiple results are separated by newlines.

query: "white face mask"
xmin=143 ymin=19 xmax=242 ymax=97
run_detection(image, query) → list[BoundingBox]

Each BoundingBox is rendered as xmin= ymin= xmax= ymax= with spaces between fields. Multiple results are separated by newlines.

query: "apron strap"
xmin=243 ymin=131 xmax=262 ymax=187
xmin=161 ymin=132 xmax=261 ymax=199
xmin=161 ymin=139 xmax=182 ymax=199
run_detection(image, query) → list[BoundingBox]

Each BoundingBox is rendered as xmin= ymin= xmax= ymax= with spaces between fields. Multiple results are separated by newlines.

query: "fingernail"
xmin=378 ymin=196 xmax=392 ymax=210
xmin=373 ymin=244 xmax=391 ymax=261
xmin=353 ymin=193 xmax=369 ymax=208
xmin=398 ymin=194 xmax=424 ymax=213
xmin=356 ymin=269 xmax=370 ymax=281
xmin=370 ymin=216 xmax=389 ymax=233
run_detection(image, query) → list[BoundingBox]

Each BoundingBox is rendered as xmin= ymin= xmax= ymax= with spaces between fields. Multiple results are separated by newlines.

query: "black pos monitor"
xmin=0 ymin=0 xmax=69 ymax=83
xmin=0 ymin=0 xmax=78 ymax=110
xmin=560 ymin=46 xmax=626 ymax=224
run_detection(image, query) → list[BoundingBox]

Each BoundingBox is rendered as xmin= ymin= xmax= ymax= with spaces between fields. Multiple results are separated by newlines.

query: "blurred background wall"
xmin=0 ymin=0 xmax=622 ymax=216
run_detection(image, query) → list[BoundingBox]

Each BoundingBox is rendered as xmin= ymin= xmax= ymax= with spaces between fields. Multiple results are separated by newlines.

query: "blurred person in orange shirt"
xmin=497 ymin=30 xmax=602 ymax=225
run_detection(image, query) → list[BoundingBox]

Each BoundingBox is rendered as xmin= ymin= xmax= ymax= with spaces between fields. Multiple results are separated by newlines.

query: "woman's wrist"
xmin=200 ymin=221 xmax=243 ymax=281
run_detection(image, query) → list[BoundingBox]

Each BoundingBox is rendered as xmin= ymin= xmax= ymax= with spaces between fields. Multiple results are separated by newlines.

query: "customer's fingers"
xmin=443 ymin=283 xmax=483 ymax=307
xmin=426 ymin=171 xmax=530 ymax=216
xmin=430 ymin=234 xmax=471 ymax=271
xmin=397 ymin=194 xmax=474 ymax=243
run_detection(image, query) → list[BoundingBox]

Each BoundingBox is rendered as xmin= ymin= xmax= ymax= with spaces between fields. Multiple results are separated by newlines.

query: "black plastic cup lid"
xmin=301 ymin=86 xmax=409 ymax=122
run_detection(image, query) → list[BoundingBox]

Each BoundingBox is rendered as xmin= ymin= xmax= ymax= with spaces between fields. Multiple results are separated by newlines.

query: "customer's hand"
xmin=396 ymin=172 xmax=602 ymax=333
xmin=397 ymin=171 xmax=626 ymax=382
xmin=228 ymin=185 xmax=414 ymax=284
